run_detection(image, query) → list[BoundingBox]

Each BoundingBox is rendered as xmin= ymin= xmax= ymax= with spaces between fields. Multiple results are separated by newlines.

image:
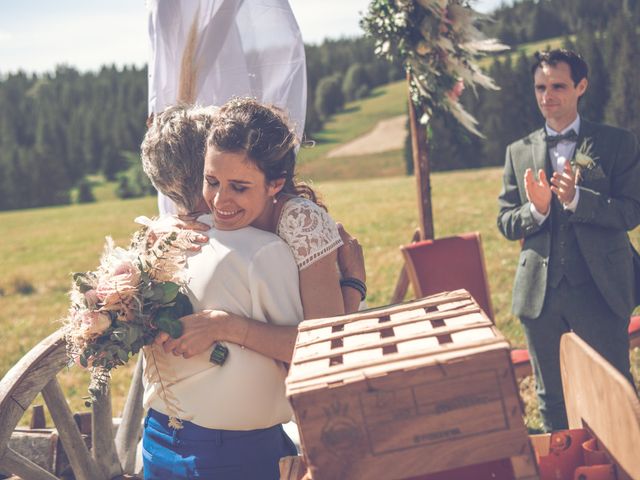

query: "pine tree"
xmin=604 ymin=17 xmax=640 ymax=137
xmin=575 ymin=31 xmax=607 ymax=123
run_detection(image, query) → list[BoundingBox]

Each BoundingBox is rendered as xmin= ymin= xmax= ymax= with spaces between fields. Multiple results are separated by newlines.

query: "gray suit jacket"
xmin=497 ymin=119 xmax=640 ymax=319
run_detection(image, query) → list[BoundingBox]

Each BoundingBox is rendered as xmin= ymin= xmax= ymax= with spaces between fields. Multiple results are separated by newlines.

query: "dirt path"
xmin=326 ymin=115 xmax=406 ymax=158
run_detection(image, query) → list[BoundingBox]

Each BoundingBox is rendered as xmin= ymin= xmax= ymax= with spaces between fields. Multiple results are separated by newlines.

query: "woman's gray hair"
xmin=141 ymin=104 xmax=218 ymax=213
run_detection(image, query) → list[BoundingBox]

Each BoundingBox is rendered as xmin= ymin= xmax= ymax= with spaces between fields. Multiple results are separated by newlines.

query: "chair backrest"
xmin=560 ymin=332 xmax=640 ymax=479
xmin=400 ymin=232 xmax=495 ymax=321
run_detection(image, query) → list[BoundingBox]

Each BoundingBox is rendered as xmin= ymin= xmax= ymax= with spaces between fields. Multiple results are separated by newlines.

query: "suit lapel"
xmin=576 ymin=118 xmax=598 ymax=158
xmin=530 ymin=128 xmax=550 ymax=177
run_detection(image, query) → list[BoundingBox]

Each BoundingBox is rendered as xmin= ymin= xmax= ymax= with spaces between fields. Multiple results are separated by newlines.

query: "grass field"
xmin=1 ymin=69 xmax=639 ymax=431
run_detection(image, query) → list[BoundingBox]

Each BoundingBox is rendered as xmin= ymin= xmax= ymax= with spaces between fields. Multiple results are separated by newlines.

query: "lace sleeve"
xmin=277 ymin=197 xmax=343 ymax=270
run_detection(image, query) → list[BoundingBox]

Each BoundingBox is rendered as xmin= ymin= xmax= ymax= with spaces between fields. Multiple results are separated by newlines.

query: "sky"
xmin=0 ymin=0 xmax=508 ymax=75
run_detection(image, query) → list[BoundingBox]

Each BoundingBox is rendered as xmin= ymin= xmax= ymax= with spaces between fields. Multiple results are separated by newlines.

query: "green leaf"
xmin=72 ymin=272 xmax=95 ymax=293
xmin=155 ymin=311 xmax=183 ymax=339
xmin=173 ymin=292 xmax=194 ymax=316
xmin=116 ymin=348 xmax=129 ymax=362
xmin=158 ymin=282 xmax=180 ymax=303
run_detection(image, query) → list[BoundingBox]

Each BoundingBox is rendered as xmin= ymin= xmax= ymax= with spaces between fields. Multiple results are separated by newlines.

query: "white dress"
xmin=277 ymin=196 xmax=344 ymax=270
xmin=143 ymin=222 xmax=303 ymax=430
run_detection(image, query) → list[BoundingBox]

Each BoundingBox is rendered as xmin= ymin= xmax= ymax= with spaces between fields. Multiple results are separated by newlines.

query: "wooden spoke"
xmin=42 ymin=378 xmax=105 ymax=480
xmin=92 ymin=386 xmax=124 ymax=478
xmin=2 ymin=446 xmax=59 ymax=480
xmin=0 ymin=328 xmax=143 ymax=479
xmin=115 ymin=355 xmax=144 ymax=472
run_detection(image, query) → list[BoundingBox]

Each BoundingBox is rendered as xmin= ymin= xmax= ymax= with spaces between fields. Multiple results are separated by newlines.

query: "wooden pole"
xmin=389 ymin=76 xmax=435 ymax=304
xmin=407 ymin=73 xmax=434 ymax=241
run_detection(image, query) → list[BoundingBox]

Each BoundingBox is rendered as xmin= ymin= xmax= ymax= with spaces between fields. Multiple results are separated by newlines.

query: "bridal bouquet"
xmin=63 ymin=223 xmax=194 ymax=402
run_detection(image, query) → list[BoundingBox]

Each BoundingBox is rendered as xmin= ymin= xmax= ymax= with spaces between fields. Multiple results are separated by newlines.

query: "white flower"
xmin=394 ymin=12 xmax=408 ymax=28
xmin=574 ymin=140 xmax=598 ymax=170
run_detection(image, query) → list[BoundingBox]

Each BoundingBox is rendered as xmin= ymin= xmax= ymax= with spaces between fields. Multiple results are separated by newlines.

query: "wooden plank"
xmin=91 ymin=386 xmax=123 ymax=478
xmin=1 ymin=447 xmax=59 ymax=480
xmin=293 ymin=330 xmax=503 ymax=369
xmin=297 ymin=290 xmax=473 ymax=331
xmin=560 ymin=332 xmax=640 ymax=479
xmin=115 ymin=355 xmax=145 ymax=473
xmin=41 ymin=378 xmax=104 ymax=480
xmin=295 ymin=307 xmax=487 ymax=349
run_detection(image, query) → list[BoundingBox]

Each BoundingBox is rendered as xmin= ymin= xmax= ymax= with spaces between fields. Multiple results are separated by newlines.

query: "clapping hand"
xmin=550 ymin=160 xmax=577 ymax=205
xmin=524 ymin=168 xmax=552 ymax=215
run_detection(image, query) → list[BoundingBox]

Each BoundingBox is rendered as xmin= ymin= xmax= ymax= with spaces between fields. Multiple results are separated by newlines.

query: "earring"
xmin=272 ymin=196 xmax=278 ymax=204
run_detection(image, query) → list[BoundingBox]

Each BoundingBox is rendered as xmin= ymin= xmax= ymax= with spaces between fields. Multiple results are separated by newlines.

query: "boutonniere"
xmin=573 ymin=139 xmax=598 ymax=170
xmin=572 ymin=139 xmax=600 ymax=184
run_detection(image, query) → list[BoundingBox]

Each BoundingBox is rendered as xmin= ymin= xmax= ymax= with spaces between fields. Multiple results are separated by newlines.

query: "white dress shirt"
xmin=143 ymin=219 xmax=303 ymax=430
xmin=531 ymin=115 xmax=581 ymax=224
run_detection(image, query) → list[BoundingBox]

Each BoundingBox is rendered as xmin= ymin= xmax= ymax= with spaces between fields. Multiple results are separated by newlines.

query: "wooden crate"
xmin=286 ymin=290 xmax=538 ymax=480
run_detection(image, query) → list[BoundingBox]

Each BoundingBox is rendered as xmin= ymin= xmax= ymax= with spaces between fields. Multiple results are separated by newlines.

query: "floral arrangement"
xmin=63 ymin=222 xmax=194 ymax=403
xmin=362 ymin=0 xmax=508 ymax=135
xmin=573 ymin=138 xmax=602 ymax=184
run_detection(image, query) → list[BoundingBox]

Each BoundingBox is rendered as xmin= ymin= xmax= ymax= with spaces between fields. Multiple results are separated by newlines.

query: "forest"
xmin=0 ymin=0 xmax=639 ymax=210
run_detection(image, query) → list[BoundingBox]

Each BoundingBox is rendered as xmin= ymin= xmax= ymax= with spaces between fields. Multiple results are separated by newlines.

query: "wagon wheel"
xmin=0 ymin=328 xmax=145 ymax=480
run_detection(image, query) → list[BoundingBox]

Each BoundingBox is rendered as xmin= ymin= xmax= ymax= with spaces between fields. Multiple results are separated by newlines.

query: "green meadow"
xmin=1 ymin=78 xmax=638 ymax=431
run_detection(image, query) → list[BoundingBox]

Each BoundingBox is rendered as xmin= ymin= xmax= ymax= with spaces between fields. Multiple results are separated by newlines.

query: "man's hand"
xmin=524 ymin=168 xmax=552 ymax=215
xmin=550 ymin=160 xmax=577 ymax=205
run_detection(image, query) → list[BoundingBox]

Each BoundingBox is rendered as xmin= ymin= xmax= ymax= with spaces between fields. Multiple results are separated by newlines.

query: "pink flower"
xmin=84 ymin=289 xmax=100 ymax=309
xmin=96 ymin=261 xmax=141 ymax=306
xmin=78 ymin=311 xmax=112 ymax=339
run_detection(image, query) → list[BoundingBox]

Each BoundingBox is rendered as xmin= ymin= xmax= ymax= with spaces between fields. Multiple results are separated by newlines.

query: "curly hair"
xmin=141 ymin=104 xmax=218 ymax=213
xmin=207 ymin=97 xmax=322 ymax=207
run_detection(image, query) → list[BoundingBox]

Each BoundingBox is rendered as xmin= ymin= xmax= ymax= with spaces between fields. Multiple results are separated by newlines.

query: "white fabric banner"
xmin=147 ymin=0 xmax=307 ymax=214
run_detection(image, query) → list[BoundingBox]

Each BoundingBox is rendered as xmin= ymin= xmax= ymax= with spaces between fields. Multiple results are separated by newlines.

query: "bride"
xmin=139 ymin=98 xmax=365 ymax=479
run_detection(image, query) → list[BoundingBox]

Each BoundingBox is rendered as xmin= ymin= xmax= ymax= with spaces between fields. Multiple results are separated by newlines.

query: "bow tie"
xmin=545 ymin=129 xmax=578 ymax=147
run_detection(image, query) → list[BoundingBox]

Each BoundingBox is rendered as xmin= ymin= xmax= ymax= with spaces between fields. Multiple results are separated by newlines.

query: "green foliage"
xmin=115 ymin=156 xmax=156 ymax=200
xmin=0 ymin=65 xmax=148 ymax=210
xmin=342 ymin=63 xmax=370 ymax=102
xmin=76 ymin=178 xmax=96 ymax=204
xmin=314 ymin=74 xmax=344 ymax=119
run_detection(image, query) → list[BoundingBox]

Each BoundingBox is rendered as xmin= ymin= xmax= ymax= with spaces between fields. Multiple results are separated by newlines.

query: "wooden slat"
xmin=92 ymin=386 xmax=123 ymax=478
xmin=0 ymin=329 xmax=67 ymax=458
xmin=294 ymin=321 xmax=494 ymax=364
xmin=296 ymin=306 xmax=485 ymax=348
xmin=560 ymin=332 xmax=640 ymax=479
xmin=297 ymin=290 xmax=472 ymax=331
xmin=115 ymin=355 xmax=144 ymax=472
xmin=1 ymin=446 xmax=59 ymax=480
xmin=41 ymin=378 xmax=104 ymax=480
xmin=287 ymin=337 xmax=510 ymax=388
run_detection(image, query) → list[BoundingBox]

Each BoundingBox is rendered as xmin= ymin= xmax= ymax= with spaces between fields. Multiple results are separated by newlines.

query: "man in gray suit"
xmin=497 ymin=49 xmax=640 ymax=431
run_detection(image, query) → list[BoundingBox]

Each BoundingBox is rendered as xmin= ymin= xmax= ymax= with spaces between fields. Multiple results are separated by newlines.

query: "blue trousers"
xmin=521 ymin=278 xmax=633 ymax=432
xmin=142 ymin=409 xmax=297 ymax=479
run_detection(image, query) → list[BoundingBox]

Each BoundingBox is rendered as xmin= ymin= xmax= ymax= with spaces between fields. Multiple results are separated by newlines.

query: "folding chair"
xmin=400 ymin=232 xmax=532 ymax=379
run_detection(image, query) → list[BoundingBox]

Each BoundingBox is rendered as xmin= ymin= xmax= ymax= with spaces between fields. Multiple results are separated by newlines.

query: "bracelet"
xmin=340 ymin=277 xmax=367 ymax=301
